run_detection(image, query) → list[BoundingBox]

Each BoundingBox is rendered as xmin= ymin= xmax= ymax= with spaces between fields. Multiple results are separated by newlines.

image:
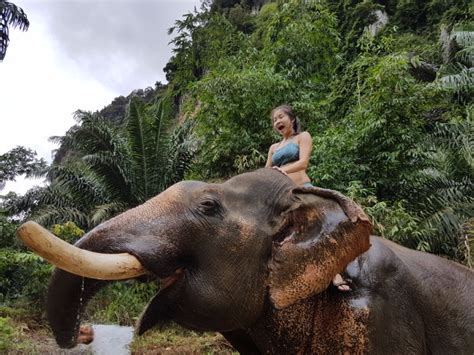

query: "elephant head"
xmin=17 ymin=169 xmax=371 ymax=348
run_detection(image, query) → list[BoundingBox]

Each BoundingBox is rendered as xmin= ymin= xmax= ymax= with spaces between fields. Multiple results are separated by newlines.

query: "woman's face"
xmin=272 ymin=109 xmax=293 ymax=136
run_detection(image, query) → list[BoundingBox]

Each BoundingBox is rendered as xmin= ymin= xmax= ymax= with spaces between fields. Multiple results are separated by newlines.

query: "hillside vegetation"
xmin=0 ymin=0 xmax=472 ymax=351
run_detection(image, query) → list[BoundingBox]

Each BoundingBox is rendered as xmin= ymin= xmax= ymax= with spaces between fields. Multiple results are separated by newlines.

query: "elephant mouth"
xmin=160 ymin=268 xmax=185 ymax=289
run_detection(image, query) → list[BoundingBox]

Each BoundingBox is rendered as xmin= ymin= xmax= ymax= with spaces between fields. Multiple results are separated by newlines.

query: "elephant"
xmin=17 ymin=168 xmax=474 ymax=354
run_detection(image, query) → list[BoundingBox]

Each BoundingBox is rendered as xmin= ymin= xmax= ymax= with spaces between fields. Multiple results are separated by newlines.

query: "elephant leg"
xmin=221 ymin=329 xmax=260 ymax=354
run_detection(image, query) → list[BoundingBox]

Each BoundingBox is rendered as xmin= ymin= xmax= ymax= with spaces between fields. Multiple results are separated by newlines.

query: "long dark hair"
xmin=271 ymin=105 xmax=301 ymax=135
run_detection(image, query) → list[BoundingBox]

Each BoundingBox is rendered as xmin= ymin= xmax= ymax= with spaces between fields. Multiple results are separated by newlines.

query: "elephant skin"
xmin=45 ymin=169 xmax=474 ymax=354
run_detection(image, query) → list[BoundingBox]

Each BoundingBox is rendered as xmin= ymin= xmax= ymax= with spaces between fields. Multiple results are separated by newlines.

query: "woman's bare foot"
xmin=332 ymin=273 xmax=351 ymax=292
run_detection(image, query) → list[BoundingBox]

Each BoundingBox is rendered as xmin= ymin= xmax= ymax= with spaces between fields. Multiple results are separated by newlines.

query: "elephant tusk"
xmin=16 ymin=221 xmax=146 ymax=280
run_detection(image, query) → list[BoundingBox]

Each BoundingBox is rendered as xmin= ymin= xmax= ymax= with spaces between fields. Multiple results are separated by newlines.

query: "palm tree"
xmin=411 ymin=114 xmax=473 ymax=262
xmin=402 ymin=24 xmax=473 ymax=263
xmin=437 ymin=25 xmax=474 ymax=103
xmin=0 ymin=1 xmax=29 ymax=61
xmin=12 ymin=96 xmax=196 ymax=229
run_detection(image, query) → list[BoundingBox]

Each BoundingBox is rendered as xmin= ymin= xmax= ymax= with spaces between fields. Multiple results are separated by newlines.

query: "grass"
xmin=130 ymin=325 xmax=237 ymax=354
xmin=0 ymin=309 xmax=238 ymax=354
xmin=0 ymin=306 xmax=51 ymax=354
xmin=0 ymin=303 xmax=238 ymax=354
xmin=85 ymin=281 xmax=159 ymax=326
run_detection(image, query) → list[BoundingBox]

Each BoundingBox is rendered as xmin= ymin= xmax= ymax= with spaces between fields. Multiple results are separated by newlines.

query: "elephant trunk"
xmin=46 ymin=270 xmax=105 ymax=348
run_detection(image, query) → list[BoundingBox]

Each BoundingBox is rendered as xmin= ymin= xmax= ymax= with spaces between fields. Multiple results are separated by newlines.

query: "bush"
xmin=0 ymin=250 xmax=52 ymax=304
xmin=0 ymin=216 xmax=21 ymax=250
xmin=86 ymin=281 xmax=158 ymax=325
xmin=0 ymin=317 xmax=14 ymax=352
xmin=346 ymin=181 xmax=425 ymax=247
xmin=51 ymin=221 xmax=84 ymax=243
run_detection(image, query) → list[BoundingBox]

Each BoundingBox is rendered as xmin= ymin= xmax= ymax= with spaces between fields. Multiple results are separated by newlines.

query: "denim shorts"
xmin=302 ymin=182 xmax=313 ymax=188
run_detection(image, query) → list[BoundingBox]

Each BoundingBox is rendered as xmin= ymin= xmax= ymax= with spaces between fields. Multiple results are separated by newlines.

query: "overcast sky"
xmin=0 ymin=0 xmax=201 ymax=194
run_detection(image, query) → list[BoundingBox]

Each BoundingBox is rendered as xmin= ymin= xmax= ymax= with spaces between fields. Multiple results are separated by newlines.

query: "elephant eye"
xmin=198 ymin=198 xmax=220 ymax=215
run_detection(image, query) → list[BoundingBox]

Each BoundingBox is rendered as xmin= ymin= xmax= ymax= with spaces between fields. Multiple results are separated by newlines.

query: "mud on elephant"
xmin=17 ymin=169 xmax=474 ymax=354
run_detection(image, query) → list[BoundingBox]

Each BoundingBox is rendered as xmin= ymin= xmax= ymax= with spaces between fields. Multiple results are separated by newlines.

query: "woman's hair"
xmin=271 ymin=104 xmax=301 ymax=134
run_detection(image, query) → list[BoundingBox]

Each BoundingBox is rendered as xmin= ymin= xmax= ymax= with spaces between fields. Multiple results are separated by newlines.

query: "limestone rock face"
xmin=366 ymin=10 xmax=389 ymax=37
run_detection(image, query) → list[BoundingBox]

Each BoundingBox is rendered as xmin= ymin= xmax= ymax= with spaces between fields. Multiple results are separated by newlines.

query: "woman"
xmin=265 ymin=105 xmax=350 ymax=292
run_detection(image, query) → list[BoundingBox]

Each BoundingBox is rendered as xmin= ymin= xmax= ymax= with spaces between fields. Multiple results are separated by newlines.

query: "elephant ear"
xmin=268 ymin=186 xmax=372 ymax=309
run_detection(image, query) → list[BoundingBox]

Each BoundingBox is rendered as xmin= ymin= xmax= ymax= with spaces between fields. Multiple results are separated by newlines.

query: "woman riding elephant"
xmin=265 ymin=104 xmax=350 ymax=291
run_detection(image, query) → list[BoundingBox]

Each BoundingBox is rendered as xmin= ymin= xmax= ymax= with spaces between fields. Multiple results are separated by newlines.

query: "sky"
xmin=0 ymin=0 xmax=201 ymax=194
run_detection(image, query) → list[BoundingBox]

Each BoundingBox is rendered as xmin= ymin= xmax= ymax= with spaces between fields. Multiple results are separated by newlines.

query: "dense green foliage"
xmin=189 ymin=2 xmax=339 ymax=177
xmin=0 ymin=0 xmax=472 ymax=340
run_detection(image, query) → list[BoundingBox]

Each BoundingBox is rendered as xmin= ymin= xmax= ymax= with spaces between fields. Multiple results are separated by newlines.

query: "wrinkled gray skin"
xmin=47 ymin=169 xmax=474 ymax=354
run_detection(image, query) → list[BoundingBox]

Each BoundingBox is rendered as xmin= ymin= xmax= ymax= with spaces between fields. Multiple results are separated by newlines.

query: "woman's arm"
xmin=265 ymin=144 xmax=276 ymax=168
xmin=279 ymin=132 xmax=312 ymax=174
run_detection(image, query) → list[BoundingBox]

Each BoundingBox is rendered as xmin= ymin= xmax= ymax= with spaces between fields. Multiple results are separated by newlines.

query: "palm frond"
xmin=452 ymin=31 xmax=474 ymax=49
xmin=26 ymin=94 xmax=195 ymax=228
xmin=409 ymin=115 xmax=474 ymax=258
xmin=455 ymin=46 xmax=474 ymax=67
xmin=126 ymin=96 xmax=173 ymax=200
xmin=0 ymin=1 xmax=29 ymax=30
xmin=437 ymin=66 xmax=474 ymax=92
xmin=164 ymin=119 xmax=197 ymax=187
xmin=0 ymin=1 xmax=29 ymax=60
xmin=126 ymin=97 xmax=152 ymax=199
xmin=61 ymin=112 xmax=133 ymax=202
xmin=149 ymin=95 xmax=175 ymax=193
xmin=82 ymin=152 xmax=133 ymax=202
xmin=37 ymin=184 xmax=78 ymax=209
xmin=31 ymin=206 xmax=89 ymax=229
xmin=47 ymin=165 xmax=110 ymax=207
xmin=50 ymin=111 xmax=129 ymax=169
xmin=90 ymin=202 xmax=128 ymax=226
xmin=436 ymin=29 xmax=474 ymax=102
xmin=432 ymin=117 xmax=474 ymax=170
xmin=63 ymin=111 xmax=126 ymax=155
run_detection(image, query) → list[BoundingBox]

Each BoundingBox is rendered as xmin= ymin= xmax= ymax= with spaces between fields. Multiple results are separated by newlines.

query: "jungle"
xmin=0 ymin=0 xmax=472 ymax=352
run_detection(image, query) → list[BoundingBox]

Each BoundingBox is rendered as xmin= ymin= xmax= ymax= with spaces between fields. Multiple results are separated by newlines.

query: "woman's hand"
xmin=272 ymin=166 xmax=288 ymax=176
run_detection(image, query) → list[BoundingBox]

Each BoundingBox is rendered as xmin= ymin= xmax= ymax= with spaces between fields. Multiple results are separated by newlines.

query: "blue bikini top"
xmin=272 ymin=142 xmax=299 ymax=167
